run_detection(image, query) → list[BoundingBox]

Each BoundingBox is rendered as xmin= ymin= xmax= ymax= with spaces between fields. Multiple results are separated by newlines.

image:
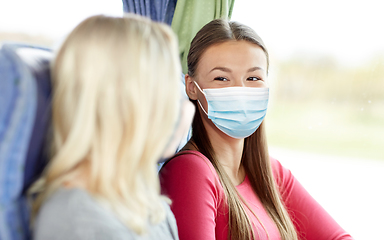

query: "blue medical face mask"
xmin=194 ymin=82 xmax=269 ymax=139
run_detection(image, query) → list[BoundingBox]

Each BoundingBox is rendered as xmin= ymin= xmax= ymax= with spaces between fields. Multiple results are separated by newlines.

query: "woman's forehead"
xmin=196 ymin=41 xmax=268 ymax=75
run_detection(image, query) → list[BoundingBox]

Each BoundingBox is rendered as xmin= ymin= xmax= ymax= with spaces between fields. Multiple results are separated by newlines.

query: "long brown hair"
xmin=187 ymin=19 xmax=298 ymax=240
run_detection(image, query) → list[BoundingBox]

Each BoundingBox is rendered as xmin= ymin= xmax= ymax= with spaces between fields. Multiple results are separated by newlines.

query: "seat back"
xmin=0 ymin=43 xmax=52 ymax=240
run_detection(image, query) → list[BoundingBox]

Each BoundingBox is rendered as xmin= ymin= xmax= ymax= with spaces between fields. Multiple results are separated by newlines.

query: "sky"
xmin=1 ymin=0 xmax=384 ymax=67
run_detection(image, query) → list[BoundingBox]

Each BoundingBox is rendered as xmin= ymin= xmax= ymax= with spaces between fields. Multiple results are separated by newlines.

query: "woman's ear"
xmin=185 ymin=74 xmax=198 ymax=100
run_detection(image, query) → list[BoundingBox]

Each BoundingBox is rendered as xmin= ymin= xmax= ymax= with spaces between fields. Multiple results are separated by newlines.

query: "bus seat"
xmin=0 ymin=43 xmax=52 ymax=240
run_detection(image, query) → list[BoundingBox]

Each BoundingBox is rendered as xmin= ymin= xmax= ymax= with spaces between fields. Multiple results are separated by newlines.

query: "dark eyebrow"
xmin=209 ymin=67 xmax=231 ymax=73
xmin=209 ymin=66 xmax=265 ymax=73
xmin=247 ymin=67 xmax=265 ymax=72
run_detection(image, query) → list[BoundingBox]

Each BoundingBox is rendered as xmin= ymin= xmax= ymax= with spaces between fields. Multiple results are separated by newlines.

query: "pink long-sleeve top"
xmin=159 ymin=150 xmax=353 ymax=240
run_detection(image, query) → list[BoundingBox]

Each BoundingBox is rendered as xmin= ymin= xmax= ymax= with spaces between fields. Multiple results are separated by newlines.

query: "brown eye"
xmin=214 ymin=77 xmax=229 ymax=81
xmin=247 ymin=77 xmax=262 ymax=81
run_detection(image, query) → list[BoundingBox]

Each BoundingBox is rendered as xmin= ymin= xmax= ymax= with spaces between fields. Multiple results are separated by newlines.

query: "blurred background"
xmin=231 ymin=1 xmax=384 ymax=239
xmin=231 ymin=1 xmax=384 ymax=161
xmin=1 ymin=0 xmax=383 ymax=239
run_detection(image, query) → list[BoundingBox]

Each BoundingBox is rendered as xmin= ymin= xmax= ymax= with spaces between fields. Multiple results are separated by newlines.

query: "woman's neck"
xmin=203 ymin=117 xmax=246 ymax=186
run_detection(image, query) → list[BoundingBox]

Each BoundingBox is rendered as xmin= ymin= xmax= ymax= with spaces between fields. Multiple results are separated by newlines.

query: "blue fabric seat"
xmin=0 ymin=43 xmax=52 ymax=240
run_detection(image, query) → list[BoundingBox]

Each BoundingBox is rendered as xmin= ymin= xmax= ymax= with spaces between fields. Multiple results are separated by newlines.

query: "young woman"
xmin=159 ymin=19 xmax=354 ymax=240
xmin=31 ymin=14 xmax=184 ymax=240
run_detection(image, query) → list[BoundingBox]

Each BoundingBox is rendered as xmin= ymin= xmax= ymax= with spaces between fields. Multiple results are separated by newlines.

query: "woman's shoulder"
xmin=33 ymin=188 xmax=127 ymax=239
xmin=34 ymin=188 xmax=178 ymax=240
xmin=159 ymin=150 xmax=223 ymax=200
xmin=34 ymin=187 xmax=100 ymax=230
xmin=269 ymin=156 xmax=302 ymax=200
xmin=160 ymin=150 xmax=217 ymax=179
xmin=269 ymin=156 xmax=292 ymax=187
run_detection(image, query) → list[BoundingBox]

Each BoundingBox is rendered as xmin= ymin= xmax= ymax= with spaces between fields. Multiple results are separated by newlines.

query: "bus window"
xmin=232 ymin=1 xmax=384 ymax=239
xmin=0 ymin=0 xmax=123 ymax=47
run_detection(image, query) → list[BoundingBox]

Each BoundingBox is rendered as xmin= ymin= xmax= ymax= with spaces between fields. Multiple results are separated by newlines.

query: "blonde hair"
xmin=30 ymin=14 xmax=181 ymax=234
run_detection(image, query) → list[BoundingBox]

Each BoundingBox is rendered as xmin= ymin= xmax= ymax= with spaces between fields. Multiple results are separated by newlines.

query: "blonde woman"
xmin=31 ymin=14 xmax=184 ymax=240
xmin=159 ymin=19 xmax=354 ymax=240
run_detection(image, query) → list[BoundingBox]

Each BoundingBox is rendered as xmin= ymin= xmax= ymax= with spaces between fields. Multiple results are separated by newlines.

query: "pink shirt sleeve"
xmin=159 ymin=153 xmax=222 ymax=240
xmin=271 ymin=158 xmax=354 ymax=240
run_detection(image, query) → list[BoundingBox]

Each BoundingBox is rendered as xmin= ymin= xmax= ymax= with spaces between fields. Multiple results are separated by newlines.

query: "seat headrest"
xmin=0 ymin=42 xmax=53 ymax=240
xmin=15 ymin=45 xmax=53 ymax=193
xmin=0 ymin=43 xmax=52 ymax=195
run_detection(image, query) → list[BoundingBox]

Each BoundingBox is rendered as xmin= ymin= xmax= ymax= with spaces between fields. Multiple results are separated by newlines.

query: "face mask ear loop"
xmin=193 ymin=81 xmax=209 ymax=116
xmin=197 ymin=100 xmax=209 ymax=116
